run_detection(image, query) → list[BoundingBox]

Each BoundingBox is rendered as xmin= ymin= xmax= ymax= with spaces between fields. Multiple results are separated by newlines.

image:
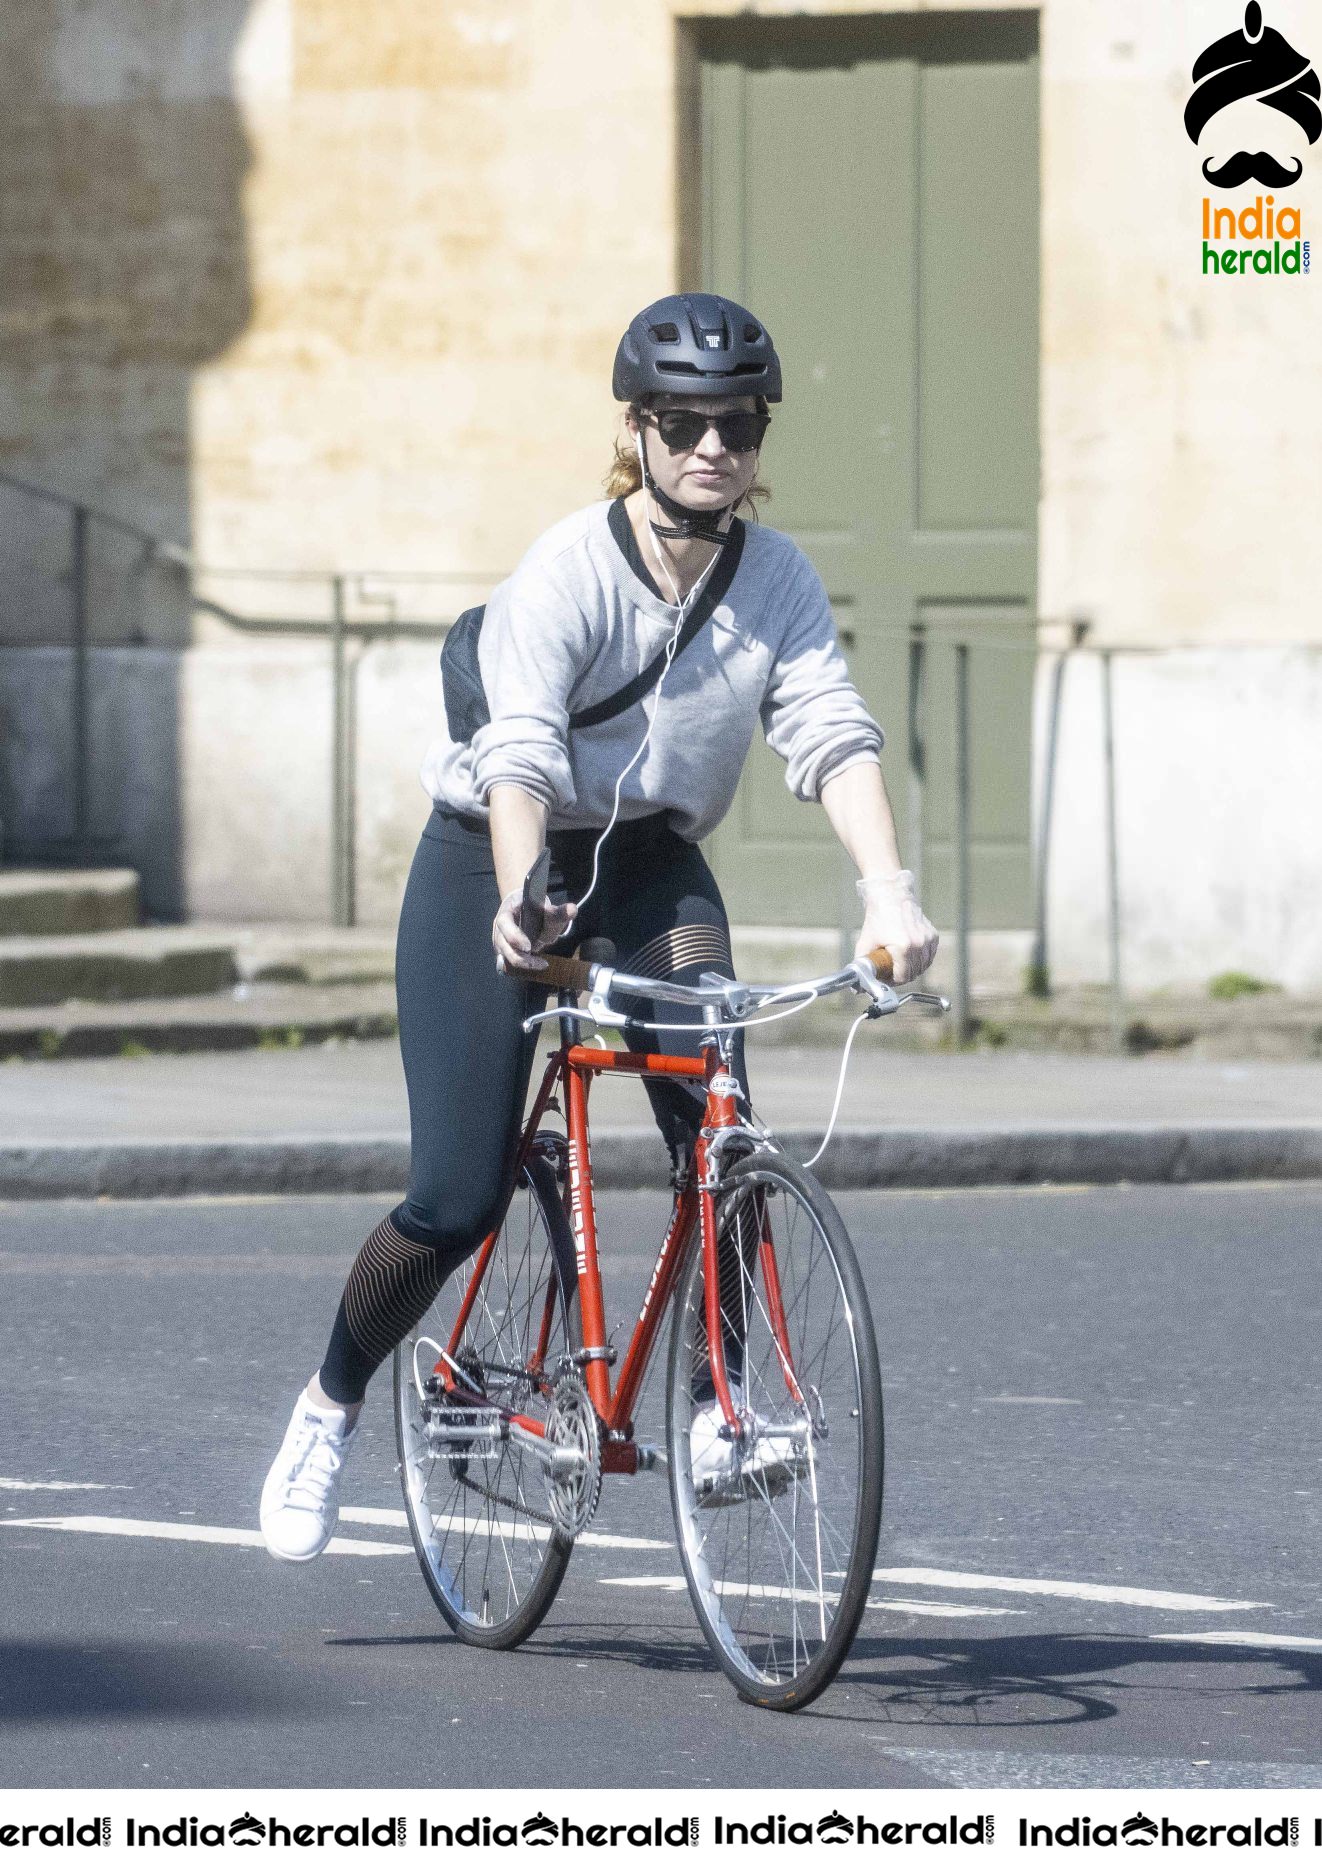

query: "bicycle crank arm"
xmin=426 ymin=1410 xmax=591 ymax=1487
xmin=507 ymin=1418 xmax=588 ymax=1479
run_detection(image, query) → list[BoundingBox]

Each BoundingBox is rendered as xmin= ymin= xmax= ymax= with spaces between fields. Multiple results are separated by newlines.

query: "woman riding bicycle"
xmin=260 ymin=291 xmax=938 ymax=1562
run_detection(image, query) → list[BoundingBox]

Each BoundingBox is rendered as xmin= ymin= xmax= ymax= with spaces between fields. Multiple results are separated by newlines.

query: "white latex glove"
xmin=853 ymin=869 xmax=938 ymax=986
xmin=492 ymin=887 xmax=578 ymax=974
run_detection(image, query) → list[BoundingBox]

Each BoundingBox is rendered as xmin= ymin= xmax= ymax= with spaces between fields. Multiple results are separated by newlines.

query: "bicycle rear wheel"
xmin=393 ymin=1148 xmax=579 ymax=1648
xmin=666 ymin=1148 xmax=883 ymax=1710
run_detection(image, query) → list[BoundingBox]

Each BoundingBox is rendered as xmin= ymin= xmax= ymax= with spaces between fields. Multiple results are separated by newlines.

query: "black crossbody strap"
xmin=568 ymin=521 xmax=745 ymax=731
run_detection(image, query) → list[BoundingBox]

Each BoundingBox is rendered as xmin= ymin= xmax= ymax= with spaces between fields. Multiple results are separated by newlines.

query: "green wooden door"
xmin=694 ymin=13 xmax=1039 ymax=930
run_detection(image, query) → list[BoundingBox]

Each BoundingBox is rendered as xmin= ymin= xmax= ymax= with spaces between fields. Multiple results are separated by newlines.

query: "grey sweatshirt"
xmin=420 ymin=499 xmax=883 ymax=841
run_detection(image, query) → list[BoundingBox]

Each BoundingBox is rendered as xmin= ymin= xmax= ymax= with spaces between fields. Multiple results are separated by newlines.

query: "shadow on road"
xmin=0 ymin=1640 xmax=314 ymax=1724
xmin=332 ymin=1624 xmax=1322 ymax=1732
xmin=820 ymin=1632 xmax=1322 ymax=1730
xmin=331 ymin=1617 xmax=719 ymax=1677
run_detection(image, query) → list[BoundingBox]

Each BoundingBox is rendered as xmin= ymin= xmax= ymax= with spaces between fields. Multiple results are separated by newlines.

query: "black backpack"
xmin=440 ymin=523 xmax=744 ymax=744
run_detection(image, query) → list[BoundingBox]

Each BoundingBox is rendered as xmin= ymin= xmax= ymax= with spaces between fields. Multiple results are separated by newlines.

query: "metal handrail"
xmin=0 ymin=470 xmax=493 ymax=915
xmin=0 ymin=468 xmax=169 ymax=553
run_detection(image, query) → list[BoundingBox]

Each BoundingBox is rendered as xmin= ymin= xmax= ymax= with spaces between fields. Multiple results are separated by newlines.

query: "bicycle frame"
xmin=435 ymin=1014 xmax=797 ymax=1475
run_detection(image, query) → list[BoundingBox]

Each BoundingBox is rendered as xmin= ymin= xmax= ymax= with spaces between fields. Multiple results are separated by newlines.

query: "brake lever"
xmin=849 ymin=957 xmax=900 ymax=1014
xmin=520 ymin=1005 xmax=602 ymax=1036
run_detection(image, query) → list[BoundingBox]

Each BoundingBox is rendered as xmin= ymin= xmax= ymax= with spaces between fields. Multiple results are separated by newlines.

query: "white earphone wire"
xmin=565 ymin=432 xmax=720 ymax=932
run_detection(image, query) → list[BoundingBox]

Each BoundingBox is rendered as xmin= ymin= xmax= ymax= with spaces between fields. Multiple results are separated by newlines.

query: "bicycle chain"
xmin=447 ymin=1462 xmax=556 ymax=1529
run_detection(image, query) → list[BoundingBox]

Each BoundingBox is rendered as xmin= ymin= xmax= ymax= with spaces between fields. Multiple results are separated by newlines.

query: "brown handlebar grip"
xmin=510 ymin=953 xmax=593 ymax=993
xmin=865 ymin=945 xmax=895 ymax=983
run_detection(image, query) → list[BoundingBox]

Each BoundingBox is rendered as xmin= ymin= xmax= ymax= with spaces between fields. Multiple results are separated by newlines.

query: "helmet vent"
xmin=655 ymin=359 xmax=768 ymax=382
xmin=613 ymin=293 xmax=781 ymax=404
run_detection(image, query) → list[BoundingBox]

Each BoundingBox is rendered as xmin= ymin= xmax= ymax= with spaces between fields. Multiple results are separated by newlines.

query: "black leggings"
xmin=318 ymin=807 xmax=750 ymax=1405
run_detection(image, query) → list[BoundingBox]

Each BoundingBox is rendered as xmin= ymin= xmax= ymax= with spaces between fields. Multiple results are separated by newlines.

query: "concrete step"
xmin=78 ymin=920 xmax=1016 ymax=997
xmin=970 ymin=986 xmax=1322 ymax=1059
xmin=0 ymin=929 xmax=239 ymax=1009
xmin=0 ymin=981 xmax=398 ymax=1060
xmin=217 ymin=924 xmax=396 ymax=987
xmin=0 ymin=868 xmax=140 ymax=938
xmin=1 ymin=971 xmax=1319 ymax=1062
xmin=1 ymin=917 xmax=1315 ymax=1060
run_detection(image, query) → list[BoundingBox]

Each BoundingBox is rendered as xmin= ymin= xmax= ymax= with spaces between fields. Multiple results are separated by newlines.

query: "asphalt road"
xmin=1 ymin=1184 xmax=1319 ymax=1791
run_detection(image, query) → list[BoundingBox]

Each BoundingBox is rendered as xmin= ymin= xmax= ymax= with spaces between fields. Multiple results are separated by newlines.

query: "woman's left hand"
xmin=492 ymin=888 xmax=578 ymax=974
xmin=853 ymin=869 xmax=939 ymax=985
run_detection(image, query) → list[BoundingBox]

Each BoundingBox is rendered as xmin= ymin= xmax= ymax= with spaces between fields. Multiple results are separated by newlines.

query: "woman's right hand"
xmin=492 ymin=888 xmax=579 ymax=974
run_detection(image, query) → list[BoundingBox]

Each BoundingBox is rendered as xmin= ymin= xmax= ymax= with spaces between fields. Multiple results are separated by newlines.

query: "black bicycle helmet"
xmin=613 ymin=292 xmax=782 ymax=404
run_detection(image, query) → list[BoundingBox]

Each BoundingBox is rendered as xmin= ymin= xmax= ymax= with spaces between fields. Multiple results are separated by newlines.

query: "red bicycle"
xmin=392 ymin=941 xmax=939 ymax=1710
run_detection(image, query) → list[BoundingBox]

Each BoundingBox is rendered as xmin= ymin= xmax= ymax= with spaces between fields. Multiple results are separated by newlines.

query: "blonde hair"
xmin=604 ymin=399 xmax=771 ymax=516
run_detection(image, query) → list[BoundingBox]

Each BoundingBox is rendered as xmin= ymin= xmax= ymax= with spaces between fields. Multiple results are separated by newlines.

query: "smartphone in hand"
xmin=519 ymin=848 xmax=550 ymax=947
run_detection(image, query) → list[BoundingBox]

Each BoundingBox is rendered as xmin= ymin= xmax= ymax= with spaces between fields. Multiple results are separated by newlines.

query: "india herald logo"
xmin=1121 ymin=1813 xmax=1160 ymax=1846
xmin=1185 ymin=2 xmax=1321 ymax=187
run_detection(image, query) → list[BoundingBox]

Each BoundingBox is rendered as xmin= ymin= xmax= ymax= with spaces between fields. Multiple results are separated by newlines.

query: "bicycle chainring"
xmin=543 ymin=1371 xmax=602 ymax=1540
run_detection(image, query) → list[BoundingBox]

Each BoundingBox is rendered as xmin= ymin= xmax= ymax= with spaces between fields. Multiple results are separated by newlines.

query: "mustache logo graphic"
xmin=1185 ymin=2 xmax=1320 ymax=188
xmin=1202 ymin=148 xmax=1304 ymax=186
xmin=1121 ymin=1811 xmax=1160 ymax=1845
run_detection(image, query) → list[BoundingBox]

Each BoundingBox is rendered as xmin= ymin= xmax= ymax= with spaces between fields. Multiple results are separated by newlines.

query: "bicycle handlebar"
xmin=511 ymin=944 xmax=896 ymax=1010
xmin=529 ymin=954 xmax=594 ymax=994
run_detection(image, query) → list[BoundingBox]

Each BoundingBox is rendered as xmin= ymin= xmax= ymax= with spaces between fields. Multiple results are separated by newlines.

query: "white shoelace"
xmin=280 ymin=1418 xmax=347 ymax=1509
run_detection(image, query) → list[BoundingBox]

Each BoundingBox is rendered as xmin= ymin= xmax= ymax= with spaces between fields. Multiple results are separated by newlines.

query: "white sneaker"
xmin=689 ymin=1386 xmax=808 ymax=1508
xmin=260 ymin=1392 xmax=358 ymax=1562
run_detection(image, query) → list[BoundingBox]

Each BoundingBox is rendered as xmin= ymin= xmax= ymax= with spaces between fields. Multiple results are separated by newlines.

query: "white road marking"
xmin=0 ymin=1478 xmax=129 ymax=1492
xmin=2 ymin=1504 xmax=669 ymax=1559
xmin=2 ymin=1515 xmax=410 ymax=1557
xmin=870 ymin=1567 xmax=1267 ymax=1613
xmin=1152 ymin=1629 xmax=1322 ymax=1653
xmin=0 ymin=1509 xmax=1289 ymax=1638
xmin=595 ymin=1576 xmax=1018 ymax=1617
xmin=977 ymin=1396 xmax=1083 ymax=1406
xmin=341 ymin=1506 xmax=671 ymax=1551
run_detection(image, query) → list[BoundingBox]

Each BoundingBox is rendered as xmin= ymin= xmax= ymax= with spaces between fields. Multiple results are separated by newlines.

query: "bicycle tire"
xmin=665 ymin=1147 xmax=883 ymax=1711
xmin=393 ymin=1149 xmax=580 ymax=1649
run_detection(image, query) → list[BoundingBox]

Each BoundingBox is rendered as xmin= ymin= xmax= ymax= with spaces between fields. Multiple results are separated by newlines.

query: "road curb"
xmin=3 ymin=1124 xmax=1322 ymax=1200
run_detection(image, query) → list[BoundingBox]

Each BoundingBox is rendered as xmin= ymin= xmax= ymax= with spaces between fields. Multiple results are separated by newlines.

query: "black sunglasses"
xmin=644 ymin=407 xmax=772 ymax=453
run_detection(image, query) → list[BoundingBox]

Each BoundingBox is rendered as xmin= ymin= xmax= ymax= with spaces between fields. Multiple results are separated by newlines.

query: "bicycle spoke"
xmin=668 ymin=1154 xmax=881 ymax=1706
xmin=394 ymin=1159 xmax=576 ymax=1646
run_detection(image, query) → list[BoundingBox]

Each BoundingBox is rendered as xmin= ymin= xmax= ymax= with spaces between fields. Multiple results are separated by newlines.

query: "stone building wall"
xmin=1 ymin=1 xmax=1318 ymax=983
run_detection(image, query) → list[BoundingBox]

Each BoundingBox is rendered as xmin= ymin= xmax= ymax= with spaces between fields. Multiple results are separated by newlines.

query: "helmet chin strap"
xmin=635 ymin=426 xmax=732 ymax=548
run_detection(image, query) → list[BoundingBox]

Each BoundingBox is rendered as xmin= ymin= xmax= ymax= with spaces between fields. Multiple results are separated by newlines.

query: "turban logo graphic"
xmin=1185 ymin=2 xmax=1321 ymax=187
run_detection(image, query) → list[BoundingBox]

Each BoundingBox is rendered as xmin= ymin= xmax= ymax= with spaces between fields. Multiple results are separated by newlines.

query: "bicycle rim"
xmin=666 ymin=1149 xmax=883 ymax=1710
xmin=393 ymin=1151 xmax=578 ymax=1648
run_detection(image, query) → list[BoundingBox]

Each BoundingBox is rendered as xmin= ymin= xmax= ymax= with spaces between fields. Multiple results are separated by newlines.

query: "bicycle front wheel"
xmin=393 ymin=1150 xmax=579 ymax=1649
xmin=666 ymin=1148 xmax=883 ymax=1711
